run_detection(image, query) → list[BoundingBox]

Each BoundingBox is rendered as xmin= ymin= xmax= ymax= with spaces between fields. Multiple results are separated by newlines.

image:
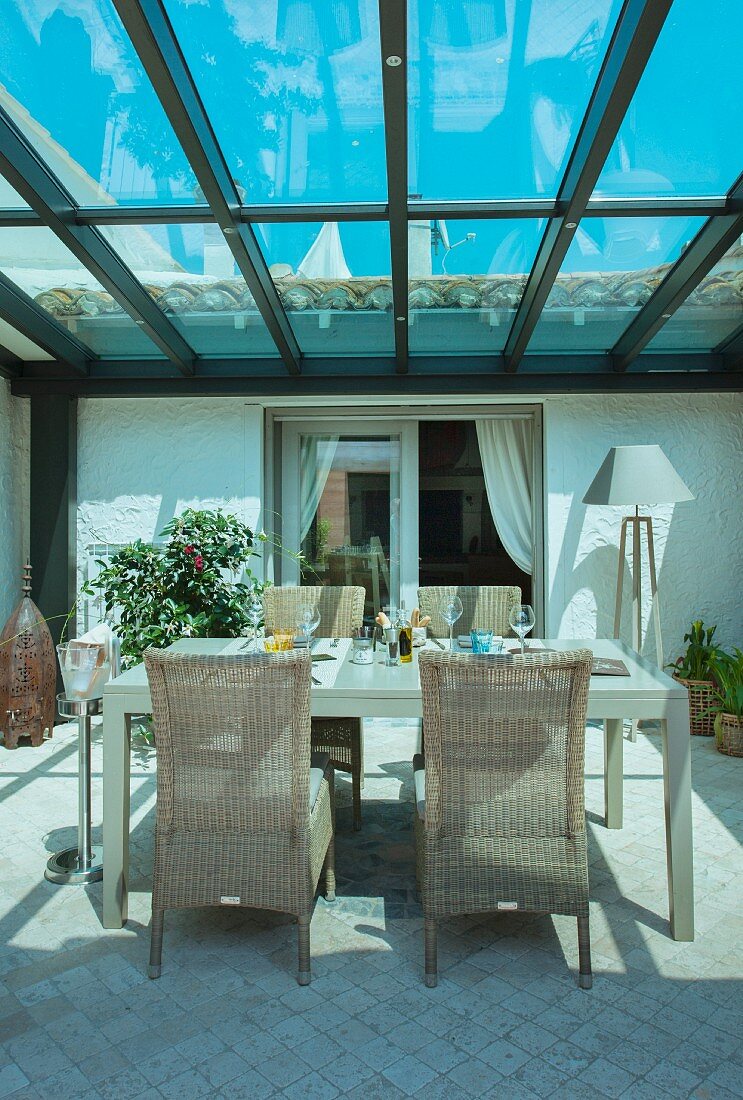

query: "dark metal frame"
xmin=1 ymin=0 xmax=741 ymax=392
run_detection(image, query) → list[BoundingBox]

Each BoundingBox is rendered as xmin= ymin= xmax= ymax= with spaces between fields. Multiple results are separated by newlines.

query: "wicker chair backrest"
xmin=144 ymin=649 xmax=312 ymax=834
xmin=419 ymin=650 xmax=591 ymax=838
xmin=263 ymin=585 xmax=365 ymax=638
xmin=417 ymin=585 xmax=522 ymax=637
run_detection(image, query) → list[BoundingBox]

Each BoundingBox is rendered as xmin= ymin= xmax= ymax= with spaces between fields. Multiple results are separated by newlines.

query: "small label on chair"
xmin=497 ymin=901 xmax=518 ymax=911
xmin=220 ymin=896 xmax=241 ymax=906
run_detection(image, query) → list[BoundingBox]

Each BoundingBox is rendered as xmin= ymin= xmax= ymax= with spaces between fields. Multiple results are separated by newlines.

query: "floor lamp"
xmin=582 ymin=445 xmax=694 ymax=669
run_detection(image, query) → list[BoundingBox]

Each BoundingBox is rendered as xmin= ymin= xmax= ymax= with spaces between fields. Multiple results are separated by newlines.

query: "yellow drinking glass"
xmin=265 ymin=631 xmax=293 ymax=652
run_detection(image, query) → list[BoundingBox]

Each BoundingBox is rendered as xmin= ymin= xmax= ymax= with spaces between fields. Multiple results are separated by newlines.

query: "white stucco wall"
xmin=76 ymin=392 xmax=742 ymax=663
xmin=0 ymin=381 xmax=29 ymax=625
xmin=545 ymin=392 xmax=743 ymax=663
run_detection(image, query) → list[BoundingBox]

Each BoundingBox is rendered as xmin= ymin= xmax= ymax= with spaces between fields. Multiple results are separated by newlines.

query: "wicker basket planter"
xmin=716 ymin=713 xmax=743 ymax=758
xmin=673 ymin=674 xmax=716 ymax=736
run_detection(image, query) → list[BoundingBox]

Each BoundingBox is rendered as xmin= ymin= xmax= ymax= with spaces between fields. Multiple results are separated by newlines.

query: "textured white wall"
xmin=76 ymin=393 xmax=742 ymax=664
xmin=544 ymin=393 xmax=743 ymax=663
xmin=77 ymin=398 xmax=264 ymax=598
xmin=0 ymin=381 xmax=29 ymax=626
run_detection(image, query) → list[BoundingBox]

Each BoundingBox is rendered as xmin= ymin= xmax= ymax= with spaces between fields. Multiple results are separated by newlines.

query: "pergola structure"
xmin=0 ymin=0 xmax=740 ymax=397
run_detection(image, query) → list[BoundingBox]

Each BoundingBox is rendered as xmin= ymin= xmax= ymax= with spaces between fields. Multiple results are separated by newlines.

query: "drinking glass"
xmin=440 ymin=596 xmax=463 ymax=651
xmin=296 ymin=602 xmax=321 ymax=644
xmin=470 ymin=629 xmax=493 ymax=654
xmin=246 ymin=596 xmax=263 ymax=652
xmin=508 ymin=604 xmax=536 ymax=656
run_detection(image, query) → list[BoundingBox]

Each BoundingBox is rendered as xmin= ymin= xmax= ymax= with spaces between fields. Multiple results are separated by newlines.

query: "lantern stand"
xmin=44 ymin=695 xmax=104 ymax=885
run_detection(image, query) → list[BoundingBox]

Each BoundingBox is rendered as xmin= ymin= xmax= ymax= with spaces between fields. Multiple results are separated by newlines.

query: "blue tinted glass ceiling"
xmin=409 ymin=219 xmax=541 ymax=354
xmin=259 ymin=221 xmax=394 ymax=355
xmin=99 ymin=223 xmax=278 ymax=357
xmin=528 ymin=215 xmax=704 ymax=352
xmin=595 ymin=0 xmax=743 ymax=197
xmin=0 ymin=1 xmax=197 ymax=204
xmin=162 ymin=0 xmax=387 ymax=205
xmin=408 ymin=0 xmax=622 ymax=200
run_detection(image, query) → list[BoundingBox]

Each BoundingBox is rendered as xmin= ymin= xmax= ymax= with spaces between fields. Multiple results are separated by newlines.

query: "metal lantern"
xmin=0 ymin=564 xmax=56 ymax=749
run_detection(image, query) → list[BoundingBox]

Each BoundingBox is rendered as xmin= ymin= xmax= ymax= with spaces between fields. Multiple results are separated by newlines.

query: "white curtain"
xmin=300 ymin=435 xmax=339 ymax=543
xmin=476 ymin=419 xmax=533 ymax=574
xmin=297 ymin=223 xmax=351 ymax=279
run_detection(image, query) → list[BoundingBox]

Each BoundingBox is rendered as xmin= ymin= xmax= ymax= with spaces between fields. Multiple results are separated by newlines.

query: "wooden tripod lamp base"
xmin=614 ymin=509 xmax=664 ymax=669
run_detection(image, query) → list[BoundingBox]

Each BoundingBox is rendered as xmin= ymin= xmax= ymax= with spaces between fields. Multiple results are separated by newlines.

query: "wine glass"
xmin=296 ymin=602 xmax=321 ymax=645
xmin=508 ymin=604 xmax=536 ymax=656
xmin=440 ymin=596 xmax=463 ymax=651
xmin=245 ymin=596 xmax=263 ymax=652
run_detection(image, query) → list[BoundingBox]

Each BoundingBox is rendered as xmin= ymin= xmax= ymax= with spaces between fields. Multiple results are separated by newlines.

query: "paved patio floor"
xmin=1 ymin=717 xmax=741 ymax=1099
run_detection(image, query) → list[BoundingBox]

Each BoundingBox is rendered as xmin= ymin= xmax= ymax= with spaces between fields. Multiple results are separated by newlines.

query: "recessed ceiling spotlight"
xmin=495 ymin=57 xmax=505 ymax=64
xmin=565 ymin=221 xmax=577 ymax=229
xmin=662 ymin=313 xmax=672 ymax=318
xmin=396 ymin=315 xmax=406 ymax=322
xmin=223 ymin=227 xmax=236 ymax=235
xmin=385 ymin=55 xmax=402 ymax=67
xmin=135 ymin=319 xmax=145 ymax=325
xmin=351 ymin=139 xmax=360 ymax=147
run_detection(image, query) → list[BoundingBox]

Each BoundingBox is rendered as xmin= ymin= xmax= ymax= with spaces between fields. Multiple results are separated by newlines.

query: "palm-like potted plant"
xmin=668 ymin=621 xmax=721 ymax=736
xmin=707 ymin=649 xmax=743 ymax=757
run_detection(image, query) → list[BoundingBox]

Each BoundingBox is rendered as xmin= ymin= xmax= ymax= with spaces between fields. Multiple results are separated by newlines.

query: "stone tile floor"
xmin=1 ymin=717 xmax=741 ymax=1099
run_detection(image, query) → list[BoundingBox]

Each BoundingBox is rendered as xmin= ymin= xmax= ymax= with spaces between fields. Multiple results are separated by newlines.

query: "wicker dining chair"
xmin=414 ymin=649 xmax=593 ymax=989
xmin=263 ymin=585 xmax=366 ymax=830
xmin=144 ymin=648 xmax=335 ymax=986
xmin=417 ymin=585 xmax=522 ymax=638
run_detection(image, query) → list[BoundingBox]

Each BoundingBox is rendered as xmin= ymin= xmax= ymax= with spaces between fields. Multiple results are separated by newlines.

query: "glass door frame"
xmin=280 ymin=419 xmax=419 ymax=611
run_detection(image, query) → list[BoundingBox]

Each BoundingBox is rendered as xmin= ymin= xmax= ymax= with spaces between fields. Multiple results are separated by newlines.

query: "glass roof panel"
xmin=99 ymin=224 xmax=278 ymax=356
xmin=646 ymin=238 xmax=743 ymax=352
xmin=528 ymin=215 xmax=705 ymax=352
xmin=0 ymin=226 xmax=163 ymax=357
xmin=595 ymin=0 xmax=743 ymax=197
xmin=0 ymin=174 xmax=30 ymax=208
xmin=409 ymin=218 xmax=541 ymax=354
xmin=162 ymin=0 xmax=386 ymax=205
xmin=408 ymin=0 xmax=622 ymax=201
xmin=0 ymin=1 xmax=197 ymax=205
xmin=258 ymin=221 xmax=393 ymax=355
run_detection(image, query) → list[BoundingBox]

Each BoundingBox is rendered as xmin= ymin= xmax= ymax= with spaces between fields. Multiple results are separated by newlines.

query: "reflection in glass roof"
xmin=409 ymin=219 xmax=542 ymax=354
xmin=646 ymin=239 xmax=743 ymax=353
xmin=0 ymin=1 xmax=197 ymax=204
xmin=409 ymin=0 xmax=622 ymax=200
xmin=259 ymin=221 xmax=393 ymax=355
xmin=99 ymin=224 xmax=277 ymax=357
xmin=528 ymin=216 xmax=704 ymax=352
xmin=0 ymin=226 xmax=164 ymax=357
xmin=0 ymin=173 xmax=29 ymax=208
xmin=162 ymin=0 xmax=387 ymax=205
xmin=595 ymin=0 xmax=743 ymax=197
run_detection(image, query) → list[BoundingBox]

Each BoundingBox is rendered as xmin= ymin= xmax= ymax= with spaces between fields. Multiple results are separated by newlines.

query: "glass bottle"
xmin=396 ymin=602 xmax=413 ymax=664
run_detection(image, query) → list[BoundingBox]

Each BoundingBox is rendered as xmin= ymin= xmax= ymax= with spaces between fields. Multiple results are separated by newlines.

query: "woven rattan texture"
xmin=144 ymin=649 xmax=333 ymax=917
xmin=417 ymin=649 xmax=592 ymax=922
xmin=674 ymin=675 xmax=716 ymax=737
xmin=417 ymin=585 xmax=522 ymax=638
xmin=262 ymin=587 xmax=365 ymax=827
xmin=262 ymin=585 xmax=365 ymax=638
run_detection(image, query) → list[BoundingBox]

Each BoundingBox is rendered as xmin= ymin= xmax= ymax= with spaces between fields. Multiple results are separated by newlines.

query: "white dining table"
xmin=101 ymin=637 xmax=693 ymax=941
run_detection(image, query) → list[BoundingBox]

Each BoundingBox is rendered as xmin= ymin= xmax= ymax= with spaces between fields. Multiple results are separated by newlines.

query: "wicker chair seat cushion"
xmin=309 ymin=753 xmax=330 ymax=810
xmin=413 ymin=753 xmax=426 ymax=820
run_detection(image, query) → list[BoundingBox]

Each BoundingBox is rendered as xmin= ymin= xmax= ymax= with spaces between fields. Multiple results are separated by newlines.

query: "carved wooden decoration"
xmin=0 ymin=564 xmax=56 ymax=749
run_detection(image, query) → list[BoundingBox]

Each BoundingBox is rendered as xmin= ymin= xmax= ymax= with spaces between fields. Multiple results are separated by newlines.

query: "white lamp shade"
xmin=582 ymin=445 xmax=694 ymax=506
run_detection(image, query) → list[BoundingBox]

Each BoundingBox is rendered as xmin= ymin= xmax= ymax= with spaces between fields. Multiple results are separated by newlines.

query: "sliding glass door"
xmin=281 ymin=420 xmax=418 ymax=618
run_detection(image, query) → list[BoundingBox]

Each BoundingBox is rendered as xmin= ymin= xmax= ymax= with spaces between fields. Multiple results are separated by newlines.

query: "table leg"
xmin=604 ymin=719 xmax=624 ymax=829
xmin=103 ymin=696 xmax=131 ymax=928
xmin=661 ymin=699 xmax=694 ymax=941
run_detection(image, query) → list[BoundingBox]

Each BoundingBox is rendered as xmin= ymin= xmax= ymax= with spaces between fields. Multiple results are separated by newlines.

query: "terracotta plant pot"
xmin=715 ymin=713 xmax=743 ymax=758
xmin=673 ymin=674 xmax=716 ymax=737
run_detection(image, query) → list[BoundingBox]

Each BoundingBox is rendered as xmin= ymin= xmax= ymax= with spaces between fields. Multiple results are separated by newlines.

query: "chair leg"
xmin=577 ymin=915 xmax=592 ymax=989
xmin=148 ymin=910 xmax=164 ymax=979
xmin=424 ymin=918 xmax=438 ymax=988
xmin=324 ymin=772 xmax=336 ymax=903
xmin=297 ymin=915 xmax=311 ymax=986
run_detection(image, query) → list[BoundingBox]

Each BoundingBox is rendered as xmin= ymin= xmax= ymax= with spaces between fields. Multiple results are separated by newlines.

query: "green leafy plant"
xmin=707 ymin=649 xmax=743 ymax=719
xmin=84 ymin=509 xmax=267 ymax=668
xmin=667 ymin=620 xmax=722 ymax=682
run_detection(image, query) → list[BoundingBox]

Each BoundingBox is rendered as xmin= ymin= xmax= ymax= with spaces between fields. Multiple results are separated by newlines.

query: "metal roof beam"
xmin=113 ymin=0 xmax=300 ymax=376
xmin=503 ymin=0 xmax=674 ymax=372
xmin=715 ymin=321 xmax=743 ymax=370
xmin=0 ymin=273 xmax=92 ymax=375
xmin=378 ymin=0 xmax=409 ymax=374
xmin=612 ymin=175 xmax=743 ymax=369
xmin=0 ymin=108 xmax=196 ymax=375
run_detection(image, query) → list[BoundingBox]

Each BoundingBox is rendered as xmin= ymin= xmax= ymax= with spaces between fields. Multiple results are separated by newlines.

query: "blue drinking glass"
xmin=470 ymin=629 xmax=493 ymax=653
